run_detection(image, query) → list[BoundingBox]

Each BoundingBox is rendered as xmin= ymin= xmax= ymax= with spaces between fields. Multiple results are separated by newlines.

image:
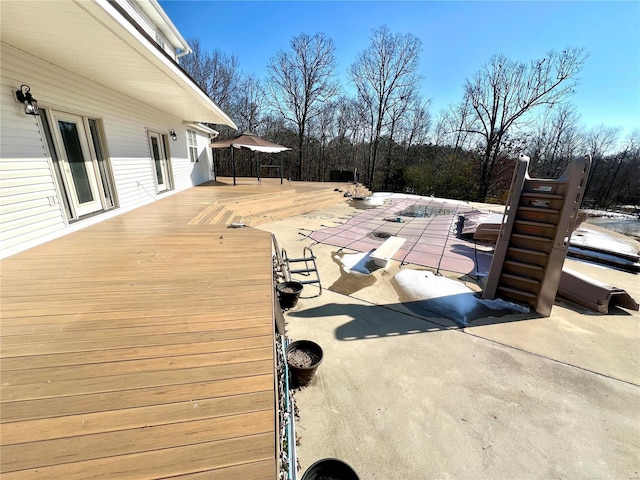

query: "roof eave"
xmin=0 ymin=0 xmax=237 ymax=128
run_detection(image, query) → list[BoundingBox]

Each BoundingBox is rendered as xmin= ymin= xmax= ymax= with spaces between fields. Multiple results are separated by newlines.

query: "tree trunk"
xmin=477 ymin=143 xmax=494 ymax=201
xmin=383 ymin=120 xmax=397 ymax=191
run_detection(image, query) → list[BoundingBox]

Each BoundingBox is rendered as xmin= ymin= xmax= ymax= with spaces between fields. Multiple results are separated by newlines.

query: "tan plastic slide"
xmin=558 ymin=267 xmax=639 ymax=313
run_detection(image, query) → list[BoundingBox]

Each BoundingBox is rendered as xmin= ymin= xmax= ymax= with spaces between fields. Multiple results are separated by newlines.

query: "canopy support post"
xmin=231 ymin=146 xmax=236 ymax=186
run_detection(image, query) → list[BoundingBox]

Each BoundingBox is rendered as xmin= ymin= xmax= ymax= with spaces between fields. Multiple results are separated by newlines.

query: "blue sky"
xmin=160 ymin=1 xmax=640 ymax=138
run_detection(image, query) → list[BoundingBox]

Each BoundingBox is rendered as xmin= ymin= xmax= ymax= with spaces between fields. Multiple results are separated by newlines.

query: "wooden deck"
xmin=0 ymin=179 xmax=353 ymax=479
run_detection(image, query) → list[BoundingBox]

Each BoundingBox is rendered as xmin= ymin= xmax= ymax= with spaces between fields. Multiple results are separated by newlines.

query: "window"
xmin=155 ymin=32 xmax=165 ymax=49
xmin=187 ymin=129 xmax=198 ymax=163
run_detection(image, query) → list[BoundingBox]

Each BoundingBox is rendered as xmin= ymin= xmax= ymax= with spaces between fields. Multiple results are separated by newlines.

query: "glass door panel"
xmin=52 ymin=111 xmax=102 ymax=216
xmin=89 ymin=119 xmax=115 ymax=209
xmin=58 ymin=121 xmax=94 ymax=204
xmin=149 ymin=132 xmax=170 ymax=192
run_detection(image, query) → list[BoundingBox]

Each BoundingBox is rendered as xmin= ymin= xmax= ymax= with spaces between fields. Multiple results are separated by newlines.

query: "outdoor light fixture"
xmin=169 ymin=129 xmax=177 ymax=141
xmin=15 ymin=84 xmax=39 ymax=115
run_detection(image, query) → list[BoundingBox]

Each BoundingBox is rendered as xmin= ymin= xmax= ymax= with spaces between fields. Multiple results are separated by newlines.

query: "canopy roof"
xmin=210 ymin=132 xmax=291 ymax=153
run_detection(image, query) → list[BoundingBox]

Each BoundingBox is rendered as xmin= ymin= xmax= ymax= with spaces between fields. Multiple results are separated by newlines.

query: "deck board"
xmin=2 ymin=410 xmax=274 ymax=472
xmin=2 ymin=375 xmax=275 ymax=423
xmin=2 ymin=391 xmax=274 ymax=444
xmin=0 ymin=181 xmax=297 ymax=478
xmin=0 ymin=433 xmax=274 ymax=480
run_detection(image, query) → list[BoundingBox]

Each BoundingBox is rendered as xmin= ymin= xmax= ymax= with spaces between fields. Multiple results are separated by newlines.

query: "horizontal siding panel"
xmin=112 ymin=186 xmax=154 ymax=204
xmin=0 ymin=174 xmax=56 ymax=189
xmin=0 ymin=159 xmax=53 ymax=172
xmin=0 ymin=223 xmax=67 ymax=255
xmin=0 ymin=134 xmax=48 ymax=152
xmin=0 ymin=207 xmax=62 ymax=234
xmin=0 ymin=216 xmax=64 ymax=247
xmin=0 ymin=190 xmax=59 ymax=209
xmin=0 ymin=197 xmax=51 ymax=214
xmin=2 ymin=183 xmax=58 ymax=203
xmin=0 ymin=124 xmax=47 ymax=138
xmin=0 ymin=182 xmax=58 ymax=199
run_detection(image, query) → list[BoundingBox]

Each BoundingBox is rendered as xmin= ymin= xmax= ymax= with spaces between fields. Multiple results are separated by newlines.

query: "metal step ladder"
xmin=272 ymin=234 xmax=289 ymax=282
xmin=282 ymin=246 xmax=322 ymax=295
xmin=271 ymin=234 xmax=322 ymax=295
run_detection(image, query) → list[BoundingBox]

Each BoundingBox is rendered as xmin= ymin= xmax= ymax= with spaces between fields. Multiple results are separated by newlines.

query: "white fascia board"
xmin=136 ymin=0 xmax=191 ymax=55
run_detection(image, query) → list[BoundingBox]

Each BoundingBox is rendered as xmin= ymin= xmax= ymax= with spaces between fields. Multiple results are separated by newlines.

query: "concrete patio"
xmin=259 ymin=200 xmax=640 ymax=479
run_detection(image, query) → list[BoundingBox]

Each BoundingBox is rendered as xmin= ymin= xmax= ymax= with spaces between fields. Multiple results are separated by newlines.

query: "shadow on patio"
xmin=287 ymin=300 xmax=542 ymax=341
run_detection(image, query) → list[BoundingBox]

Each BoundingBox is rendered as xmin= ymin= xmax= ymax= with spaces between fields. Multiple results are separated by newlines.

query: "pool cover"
xmin=309 ymin=197 xmax=494 ymax=277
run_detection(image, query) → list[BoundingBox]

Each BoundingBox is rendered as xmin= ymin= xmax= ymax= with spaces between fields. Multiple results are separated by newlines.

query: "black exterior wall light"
xmin=16 ymin=84 xmax=39 ymax=115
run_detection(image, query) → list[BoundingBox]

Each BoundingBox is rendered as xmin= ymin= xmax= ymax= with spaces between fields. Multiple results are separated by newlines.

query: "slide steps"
xmin=483 ymin=154 xmax=591 ymax=316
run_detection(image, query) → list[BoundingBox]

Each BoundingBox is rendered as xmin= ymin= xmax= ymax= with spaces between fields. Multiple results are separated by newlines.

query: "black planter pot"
xmin=276 ymin=281 xmax=303 ymax=309
xmin=286 ymin=340 xmax=323 ymax=387
xmin=301 ymin=458 xmax=359 ymax=480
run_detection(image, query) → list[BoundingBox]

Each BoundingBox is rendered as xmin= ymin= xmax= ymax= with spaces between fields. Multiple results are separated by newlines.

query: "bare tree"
xmin=180 ymin=38 xmax=212 ymax=91
xmin=599 ymin=136 xmax=637 ymax=208
xmin=526 ymin=104 xmax=582 ymax=177
xmin=334 ymin=95 xmax=355 ymax=145
xmin=315 ymin=105 xmax=336 ymax=181
xmin=232 ymin=74 xmax=265 ymax=133
xmin=380 ymin=93 xmax=411 ymax=189
xmin=340 ymin=96 xmax=370 ymax=177
xmin=325 ymin=95 xmax=358 ymax=174
xmin=207 ymin=50 xmax=241 ymax=114
xmin=180 ymin=38 xmax=241 ymax=127
xmin=266 ymin=33 xmax=339 ymax=180
xmin=406 ymin=99 xmax=432 ymax=148
xmin=458 ymin=48 xmax=588 ymax=200
xmin=400 ymin=98 xmax=431 ymax=166
xmin=612 ymin=130 xmax=640 ymax=207
xmin=349 ymin=26 xmax=422 ymax=188
xmin=434 ymin=95 xmax=475 ymax=150
xmin=583 ymin=124 xmax=622 ymax=207
xmin=351 ymin=94 xmax=375 ymax=181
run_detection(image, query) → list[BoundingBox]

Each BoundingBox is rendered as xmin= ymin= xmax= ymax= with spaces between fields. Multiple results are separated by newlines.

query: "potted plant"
xmin=286 ymin=339 xmax=323 ymax=387
xmin=301 ymin=458 xmax=359 ymax=480
xmin=276 ymin=280 xmax=304 ymax=310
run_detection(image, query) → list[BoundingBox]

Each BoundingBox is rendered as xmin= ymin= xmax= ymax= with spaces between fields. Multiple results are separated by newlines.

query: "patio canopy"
xmin=210 ymin=132 xmax=291 ymax=153
xmin=210 ymin=132 xmax=291 ymax=184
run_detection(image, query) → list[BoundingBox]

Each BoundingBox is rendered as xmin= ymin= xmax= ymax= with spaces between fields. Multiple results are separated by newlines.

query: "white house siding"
xmin=1 ymin=43 xmax=214 ymax=258
xmin=188 ymin=131 xmax=215 ymax=186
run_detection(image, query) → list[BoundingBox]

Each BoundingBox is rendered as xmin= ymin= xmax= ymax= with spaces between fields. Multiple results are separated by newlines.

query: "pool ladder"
xmin=282 ymin=246 xmax=322 ymax=295
xmin=272 ymin=234 xmax=322 ymax=295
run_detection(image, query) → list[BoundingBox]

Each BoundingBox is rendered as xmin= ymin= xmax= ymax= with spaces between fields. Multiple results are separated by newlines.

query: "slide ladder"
xmin=483 ymin=154 xmax=591 ymax=316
